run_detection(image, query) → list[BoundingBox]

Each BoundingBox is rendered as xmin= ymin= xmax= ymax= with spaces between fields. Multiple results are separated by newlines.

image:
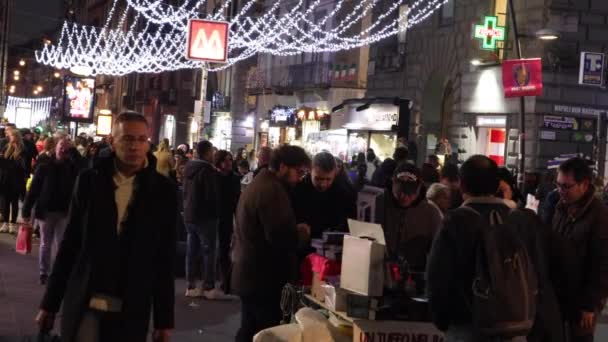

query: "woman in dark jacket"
xmin=214 ymin=150 xmax=241 ymax=293
xmin=0 ymin=128 xmax=27 ymax=234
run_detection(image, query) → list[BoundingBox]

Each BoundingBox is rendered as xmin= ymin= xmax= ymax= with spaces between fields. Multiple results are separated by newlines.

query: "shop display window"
xmin=370 ymin=133 xmax=397 ymax=161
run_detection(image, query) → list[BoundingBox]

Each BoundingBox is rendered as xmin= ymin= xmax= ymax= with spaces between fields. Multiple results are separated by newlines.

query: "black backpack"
xmin=464 ymin=206 xmax=538 ymax=338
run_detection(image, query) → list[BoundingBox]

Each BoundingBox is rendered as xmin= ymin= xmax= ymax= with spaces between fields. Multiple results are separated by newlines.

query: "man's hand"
xmin=580 ymin=311 xmax=595 ymax=330
xmin=296 ymin=223 xmax=311 ymax=242
xmin=152 ymin=329 xmax=171 ymax=342
xmin=35 ymin=310 xmax=55 ymax=332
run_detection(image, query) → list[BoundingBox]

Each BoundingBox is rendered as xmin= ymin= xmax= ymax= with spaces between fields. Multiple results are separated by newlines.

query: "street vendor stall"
xmin=331 ymin=98 xmax=411 ymax=161
xmin=255 ymin=218 xmax=445 ymax=342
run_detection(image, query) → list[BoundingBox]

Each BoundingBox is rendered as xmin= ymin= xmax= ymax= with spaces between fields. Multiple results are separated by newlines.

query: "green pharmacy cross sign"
xmin=474 ymin=16 xmax=506 ymax=50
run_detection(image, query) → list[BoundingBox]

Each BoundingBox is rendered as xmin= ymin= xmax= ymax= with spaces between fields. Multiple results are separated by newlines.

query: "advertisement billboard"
xmin=63 ymin=75 xmax=95 ymax=122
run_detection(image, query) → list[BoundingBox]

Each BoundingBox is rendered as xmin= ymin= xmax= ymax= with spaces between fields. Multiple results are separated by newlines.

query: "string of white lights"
xmin=35 ymin=0 xmax=448 ymax=75
xmin=3 ymin=96 xmax=53 ymax=128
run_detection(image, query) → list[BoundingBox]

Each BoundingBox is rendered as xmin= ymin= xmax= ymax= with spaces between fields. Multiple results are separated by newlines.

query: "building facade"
xmin=0 ymin=0 xmax=13 ymax=114
xmin=228 ymin=0 xmax=370 ymax=155
xmin=367 ymin=0 xmax=608 ymax=177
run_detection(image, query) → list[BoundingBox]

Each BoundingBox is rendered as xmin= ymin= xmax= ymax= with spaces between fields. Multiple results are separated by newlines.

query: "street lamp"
xmin=535 ymin=28 xmax=560 ymax=40
xmin=54 ymin=72 xmax=61 ymax=78
xmin=13 ymin=70 xmax=19 ymax=76
xmin=19 ymin=59 xmax=25 ymax=67
xmin=13 ymin=75 xmax=19 ymax=81
xmin=33 ymin=90 xmax=39 ymax=95
xmin=507 ymin=0 xmax=559 ymax=192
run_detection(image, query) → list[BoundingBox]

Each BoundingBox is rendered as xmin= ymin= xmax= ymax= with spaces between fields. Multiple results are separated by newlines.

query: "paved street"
xmin=4 ymin=232 xmax=608 ymax=342
xmin=0 ymin=234 xmax=240 ymax=342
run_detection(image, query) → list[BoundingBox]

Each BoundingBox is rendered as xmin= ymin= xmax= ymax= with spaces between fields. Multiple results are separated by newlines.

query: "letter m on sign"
xmin=186 ymin=19 xmax=229 ymax=63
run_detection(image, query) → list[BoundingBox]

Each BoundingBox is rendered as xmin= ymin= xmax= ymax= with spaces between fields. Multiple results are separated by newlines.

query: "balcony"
xmin=288 ymin=62 xmax=365 ymax=89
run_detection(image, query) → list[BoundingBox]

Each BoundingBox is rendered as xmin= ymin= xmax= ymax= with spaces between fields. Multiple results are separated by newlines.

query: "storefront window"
xmin=348 ymin=131 xmax=369 ymax=160
xmin=269 ymin=127 xmax=281 ymax=148
xmin=370 ymin=132 xmax=397 ymax=161
xmin=209 ymin=115 xmax=232 ymax=151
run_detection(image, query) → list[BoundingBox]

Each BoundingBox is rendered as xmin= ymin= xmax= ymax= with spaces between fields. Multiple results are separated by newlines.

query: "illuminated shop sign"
xmin=474 ymin=16 xmax=506 ymax=51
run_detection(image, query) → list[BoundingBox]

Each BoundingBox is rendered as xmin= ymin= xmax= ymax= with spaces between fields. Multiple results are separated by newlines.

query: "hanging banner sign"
xmin=186 ymin=19 xmax=229 ymax=63
xmin=579 ymin=52 xmax=605 ymax=86
xmin=502 ymin=58 xmax=543 ymax=98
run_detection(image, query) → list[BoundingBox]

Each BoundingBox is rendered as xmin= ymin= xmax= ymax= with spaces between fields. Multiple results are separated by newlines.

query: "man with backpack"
xmin=549 ymin=158 xmax=608 ymax=342
xmin=427 ymin=155 xmax=561 ymax=342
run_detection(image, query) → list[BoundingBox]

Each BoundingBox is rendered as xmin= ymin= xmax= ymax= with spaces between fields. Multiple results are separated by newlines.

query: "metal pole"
xmin=508 ymin=0 xmax=526 ymax=194
xmin=198 ymin=65 xmax=208 ymax=143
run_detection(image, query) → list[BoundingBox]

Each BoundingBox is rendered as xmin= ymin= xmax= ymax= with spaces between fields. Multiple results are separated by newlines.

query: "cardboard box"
xmin=352 ymin=320 xmax=445 ymax=342
xmin=311 ymin=272 xmax=326 ymax=302
xmin=322 ymin=284 xmax=348 ymax=312
xmin=340 ymin=219 xmax=386 ymax=297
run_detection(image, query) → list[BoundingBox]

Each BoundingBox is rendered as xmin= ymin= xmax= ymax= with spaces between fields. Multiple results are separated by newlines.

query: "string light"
xmin=3 ymin=96 xmax=53 ymax=128
xmin=35 ymin=0 xmax=448 ymax=75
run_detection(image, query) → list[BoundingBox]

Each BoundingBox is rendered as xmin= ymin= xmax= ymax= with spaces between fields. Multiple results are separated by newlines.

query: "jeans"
xmin=186 ymin=220 xmax=218 ymax=290
xmin=39 ymin=212 xmax=68 ymax=276
xmin=2 ymin=196 xmax=18 ymax=224
xmin=218 ymin=218 xmax=233 ymax=292
xmin=236 ymin=292 xmax=282 ymax=342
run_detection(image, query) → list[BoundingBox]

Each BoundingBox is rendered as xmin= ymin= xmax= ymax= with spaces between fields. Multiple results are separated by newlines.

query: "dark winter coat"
xmin=218 ymin=171 xmax=241 ymax=226
xmin=550 ymin=186 xmax=608 ymax=319
xmin=40 ymin=155 xmax=177 ymax=342
xmin=182 ymin=159 xmax=220 ymax=223
xmin=231 ymin=169 xmax=298 ymax=296
xmin=377 ymin=187 xmax=442 ymax=270
xmin=427 ymin=197 xmax=563 ymax=342
xmin=0 ymin=154 xmax=26 ymax=198
xmin=22 ymin=157 xmax=80 ymax=220
xmin=292 ymin=174 xmax=357 ymax=239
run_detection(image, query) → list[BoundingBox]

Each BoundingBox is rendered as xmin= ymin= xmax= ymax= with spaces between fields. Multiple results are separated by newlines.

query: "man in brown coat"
xmin=231 ymin=145 xmax=311 ymax=342
xmin=550 ymin=157 xmax=608 ymax=342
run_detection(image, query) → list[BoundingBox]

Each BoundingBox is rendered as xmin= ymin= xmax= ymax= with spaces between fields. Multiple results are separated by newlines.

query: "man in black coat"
xmin=22 ymin=137 xmax=81 ymax=285
xmin=292 ymin=151 xmax=356 ymax=240
xmin=36 ymin=112 xmax=177 ymax=342
xmin=550 ymin=158 xmax=608 ymax=342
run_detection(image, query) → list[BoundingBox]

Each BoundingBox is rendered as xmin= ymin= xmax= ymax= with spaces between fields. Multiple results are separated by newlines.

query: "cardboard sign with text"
xmin=502 ymin=58 xmax=543 ymax=98
xmin=354 ymin=320 xmax=445 ymax=342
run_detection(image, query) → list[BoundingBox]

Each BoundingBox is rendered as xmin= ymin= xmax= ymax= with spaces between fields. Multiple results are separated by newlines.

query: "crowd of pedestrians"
xmin=0 ymin=110 xmax=607 ymax=342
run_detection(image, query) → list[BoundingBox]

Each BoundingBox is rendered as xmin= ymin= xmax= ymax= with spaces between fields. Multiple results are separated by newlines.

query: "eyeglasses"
xmin=120 ymin=135 xmax=148 ymax=145
xmin=555 ymin=182 xmax=576 ymax=190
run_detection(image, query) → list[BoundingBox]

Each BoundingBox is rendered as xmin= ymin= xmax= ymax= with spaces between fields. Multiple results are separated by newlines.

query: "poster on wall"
xmin=63 ymin=76 xmax=95 ymax=122
xmin=502 ymin=58 xmax=543 ymax=98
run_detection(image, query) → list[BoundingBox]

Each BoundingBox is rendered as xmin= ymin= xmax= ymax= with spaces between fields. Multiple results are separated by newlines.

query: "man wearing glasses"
xmin=231 ymin=145 xmax=311 ymax=342
xmin=551 ymin=157 xmax=608 ymax=342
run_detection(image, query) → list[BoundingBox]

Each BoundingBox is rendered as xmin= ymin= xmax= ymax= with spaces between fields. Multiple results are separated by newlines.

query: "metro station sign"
xmin=186 ymin=19 xmax=229 ymax=63
xmin=474 ymin=16 xmax=506 ymax=51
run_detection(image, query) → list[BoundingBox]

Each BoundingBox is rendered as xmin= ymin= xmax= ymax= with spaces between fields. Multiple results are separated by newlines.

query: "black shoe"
xmin=39 ymin=274 xmax=48 ymax=285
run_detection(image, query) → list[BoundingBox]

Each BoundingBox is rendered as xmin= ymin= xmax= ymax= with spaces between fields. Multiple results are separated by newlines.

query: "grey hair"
xmin=426 ymin=183 xmax=450 ymax=202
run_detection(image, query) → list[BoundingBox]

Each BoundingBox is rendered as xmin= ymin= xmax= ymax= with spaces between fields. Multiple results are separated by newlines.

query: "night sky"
xmin=9 ymin=0 xmax=64 ymax=47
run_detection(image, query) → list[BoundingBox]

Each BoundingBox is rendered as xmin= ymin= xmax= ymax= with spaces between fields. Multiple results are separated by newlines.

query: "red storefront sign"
xmin=502 ymin=58 xmax=543 ymax=98
xmin=186 ymin=19 xmax=229 ymax=63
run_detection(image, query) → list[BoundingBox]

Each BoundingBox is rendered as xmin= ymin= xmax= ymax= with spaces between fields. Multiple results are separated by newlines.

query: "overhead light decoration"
xmin=19 ymin=59 xmax=25 ymax=66
xmin=14 ymin=75 xmax=19 ymax=81
xmin=35 ymin=0 xmax=449 ymax=75
xmin=4 ymin=96 xmax=53 ymax=127
xmin=69 ymin=65 xmax=93 ymax=76
xmin=13 ymin=70 xmax=19 ymax=76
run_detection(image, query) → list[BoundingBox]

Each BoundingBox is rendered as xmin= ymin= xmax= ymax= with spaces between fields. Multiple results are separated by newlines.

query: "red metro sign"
xmin=186 ymin=19 xmax=229 ymax=63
